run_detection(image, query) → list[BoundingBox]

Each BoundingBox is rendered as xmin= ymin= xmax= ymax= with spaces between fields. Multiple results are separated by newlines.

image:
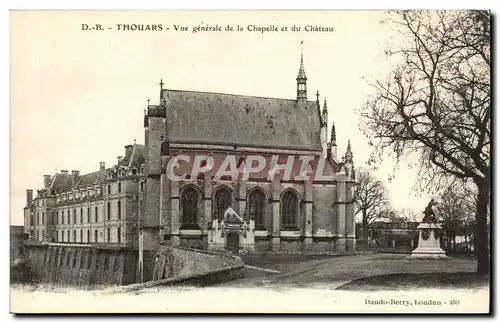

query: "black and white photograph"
xmin=9 ymin=9 xmax=491 ymax=314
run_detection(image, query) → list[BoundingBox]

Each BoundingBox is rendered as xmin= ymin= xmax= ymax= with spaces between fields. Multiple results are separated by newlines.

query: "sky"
xmin=10 ymin=10 xmax=432 ymax=225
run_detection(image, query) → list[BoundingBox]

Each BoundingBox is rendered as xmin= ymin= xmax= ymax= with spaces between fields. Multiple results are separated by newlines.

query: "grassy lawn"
xmin=336 ymin=272 xmax=489 ymax=291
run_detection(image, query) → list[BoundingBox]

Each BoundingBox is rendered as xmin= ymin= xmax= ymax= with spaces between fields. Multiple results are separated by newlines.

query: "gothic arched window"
xmin=181 ymin=187 xmax=199 ymax=229
xmin=281 ymin=190 xmax=299 ymax=230
xmin=212 ymin=187 xmax=233 ymax=221
xmin=248 ymin=189 xmax=266 ymax=230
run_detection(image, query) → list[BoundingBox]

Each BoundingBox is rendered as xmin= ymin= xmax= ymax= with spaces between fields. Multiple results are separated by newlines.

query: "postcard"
xmin=10 ymin=10 xmax=491 ymax=314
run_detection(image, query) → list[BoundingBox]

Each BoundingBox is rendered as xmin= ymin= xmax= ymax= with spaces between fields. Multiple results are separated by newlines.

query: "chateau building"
xmin=23 ymin=143 xmax=145 ymax=248
xmin=23 ymin=52 xmax=357 ymax=255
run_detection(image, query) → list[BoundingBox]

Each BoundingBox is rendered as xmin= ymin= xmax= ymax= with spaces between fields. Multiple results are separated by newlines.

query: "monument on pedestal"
xmin=411 ymin=199 xmax=448 ymax=259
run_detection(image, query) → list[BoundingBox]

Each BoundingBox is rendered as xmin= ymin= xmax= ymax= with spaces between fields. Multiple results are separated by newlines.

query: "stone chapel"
xmin=140 ymin=52 xmax=356 ymax=255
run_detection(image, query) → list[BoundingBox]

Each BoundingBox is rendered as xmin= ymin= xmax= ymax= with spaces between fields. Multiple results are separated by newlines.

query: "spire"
xmin=144 ymin=98 xmax=149 ymax=128
xmin=147 ymin=97 xmax=150 ymax=106
xmin=316 ymin=90 xmax=320 ymax=103
xmin=296 ymin=42 xmax=307 ymax=102
xmin=159 ymin=79 xmax=165 ymax=104
xmin=296 ymin=44 xmax=307 ymax=80
xmin=322 ymin=98 xmax=328 ymax=114
xmin=330 ymin=121 xmax=336 ymax=144
xmin=345 ymin=139 xmax=353 ymax=163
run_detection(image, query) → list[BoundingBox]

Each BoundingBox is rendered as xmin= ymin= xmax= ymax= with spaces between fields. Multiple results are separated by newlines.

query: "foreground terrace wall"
xmin=150 ymin=245 xmax=245 ymax=284
xmin=25 ymin=244 xmax=137 ymax=288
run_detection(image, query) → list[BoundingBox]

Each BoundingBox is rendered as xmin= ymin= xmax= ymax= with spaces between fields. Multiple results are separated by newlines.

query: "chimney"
xmin=100 ymin=161 xmax=106 ymax=171
xmin=117 ymin=156 xmax=123 ymax=165
xmin=61 ymin=170 xmax=69 ymax=175
xmin=43 ymin=175 xmax=52 ymax=189
xmin=26 ymin=189 xmax=33 ymax=207
xmin=71 ymin=170 xmax=80 ymax=186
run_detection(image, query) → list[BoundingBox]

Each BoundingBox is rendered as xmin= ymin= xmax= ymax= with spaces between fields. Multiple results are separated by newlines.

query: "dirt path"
xmin=219 ymin=254 xmax=477 ymax=288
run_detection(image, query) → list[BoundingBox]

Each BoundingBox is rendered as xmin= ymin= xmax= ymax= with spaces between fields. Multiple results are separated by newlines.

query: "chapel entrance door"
xmin=226 ymin=232 xmax=240 ymax=254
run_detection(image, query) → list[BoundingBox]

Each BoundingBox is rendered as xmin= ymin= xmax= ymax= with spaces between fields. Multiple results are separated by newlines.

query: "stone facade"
xmin=23 ymin=143 xmax=145 ymax=249
xmin=141 ymin=53 xmax=357 ymax=255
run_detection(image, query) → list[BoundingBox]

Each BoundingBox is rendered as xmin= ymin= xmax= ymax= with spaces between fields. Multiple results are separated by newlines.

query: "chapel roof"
xmin=160 ymin=89 xmax=322 ymax=150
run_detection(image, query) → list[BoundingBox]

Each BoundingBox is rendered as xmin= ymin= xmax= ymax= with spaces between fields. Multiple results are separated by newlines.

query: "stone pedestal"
xmin=411 ymin=223 xmax=447 ymax=259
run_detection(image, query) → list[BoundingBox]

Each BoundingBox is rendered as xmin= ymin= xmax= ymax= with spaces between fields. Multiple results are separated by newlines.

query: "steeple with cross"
xmin=296 ymin=41 xmax=307 ymax=104
xmin=159 ymin=79 xmax=165 ymax=104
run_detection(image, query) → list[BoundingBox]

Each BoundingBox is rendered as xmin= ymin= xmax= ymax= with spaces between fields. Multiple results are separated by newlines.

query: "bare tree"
xmin=396 ymin=208 xmax=419 ymax=223
xmin=360 ymin=10 xmax=490 ymax=273
xmin=438 ymin=181 xmax=476 ymax=252
xmin=438 ymin=179 xmax=484 ymax=252
xmin=352 ymin=168 xmax=391 ymax=243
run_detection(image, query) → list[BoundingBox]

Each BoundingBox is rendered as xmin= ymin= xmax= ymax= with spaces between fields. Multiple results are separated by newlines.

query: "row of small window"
xmin=33 ymin=227 xmax=124 ymax=244
xmin=52 ymin=181 xmax=146 ymax=203
xmin=55 ymin=180 xmax=142 ymax=203
xmin=34 ymin=201 xmax=125 ymax=226
xmin=56 ymin=188 xmax=102 ymax=202
xmin=59 ymin=202 xmax=123 ymax=224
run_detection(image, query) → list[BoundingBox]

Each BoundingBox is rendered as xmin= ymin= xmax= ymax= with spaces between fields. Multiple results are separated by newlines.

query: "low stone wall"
xmin=107 ymin=246 xmax=245 ymax=292
xmin=109 ymin=265 xmax=245 ymax=293
xmin=24 ymin=244 xmax=137 ymax=288
xmin=151 ymin=245 xmax=245 ymax=282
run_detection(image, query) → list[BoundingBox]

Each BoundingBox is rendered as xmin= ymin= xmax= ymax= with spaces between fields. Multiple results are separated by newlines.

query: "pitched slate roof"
xmin=74 ymin=170 xmax=108 ymax=188
xmin=118 ymin=144 xmax=145 ymax=168
xmin=50 ymin=173 xmax=73 ymax=194
xmin=48 ymin=142 xmax=145 ymax=193
xmin=162 ymin=89 xmax=322 ymax=150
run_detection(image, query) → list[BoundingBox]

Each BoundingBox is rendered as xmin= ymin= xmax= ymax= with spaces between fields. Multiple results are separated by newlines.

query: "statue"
xmin=410 ymin=198 xmax=447 ymax=259
xmin=422 ymin=199 xmax=439 ymax=224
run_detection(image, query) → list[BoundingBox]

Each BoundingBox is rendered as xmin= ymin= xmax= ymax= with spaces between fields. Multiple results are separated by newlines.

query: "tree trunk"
xmin=452 ymin=234 xmax=456 ymax=253
xmin=475 ymin=180 xmax=490 ymax=274
xmin=362 ymin=212 xmax=369 ymax=244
